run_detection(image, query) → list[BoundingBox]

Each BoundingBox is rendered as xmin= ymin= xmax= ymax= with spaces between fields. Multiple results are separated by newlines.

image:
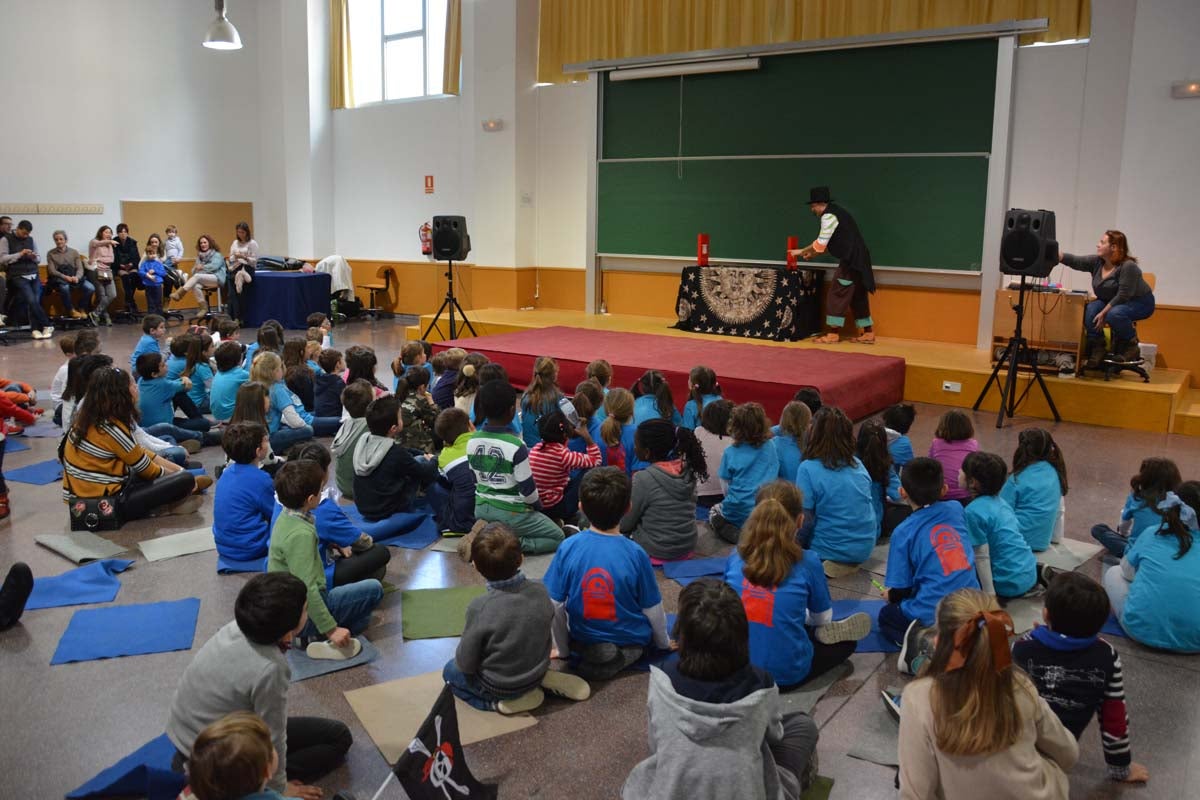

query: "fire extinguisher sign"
xmin=424 ymin=175 xmax=435 ymax=194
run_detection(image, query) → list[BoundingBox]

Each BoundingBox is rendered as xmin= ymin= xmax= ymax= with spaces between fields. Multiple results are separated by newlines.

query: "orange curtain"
xmin=444 ymin=0 xmax=463 ymax=95
xmin=537 ymin=0 xmax=1090 ymax=84
xmin=330 ymin=0 xmax=355 ymax=109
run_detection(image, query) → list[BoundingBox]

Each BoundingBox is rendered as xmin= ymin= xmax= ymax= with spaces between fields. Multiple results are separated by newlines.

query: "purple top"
xmin=928 ymin=437 xmax=979 ymax=500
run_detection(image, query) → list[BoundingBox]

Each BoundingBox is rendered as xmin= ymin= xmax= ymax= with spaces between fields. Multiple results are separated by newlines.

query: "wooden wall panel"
xmin=536 ymin=268 xmax=586 ymax=310
xmin=119 ymin=201 xmax=253 ymax=256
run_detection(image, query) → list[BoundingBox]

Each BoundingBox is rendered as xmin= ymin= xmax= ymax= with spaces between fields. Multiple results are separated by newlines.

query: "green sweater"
xmin=268 ymin=510 xmax=336 ymax=634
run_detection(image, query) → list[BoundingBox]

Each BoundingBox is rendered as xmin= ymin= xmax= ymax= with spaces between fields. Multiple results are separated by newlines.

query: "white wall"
xmin=534 ymin=82 xmax=592 ymax=269
xmin=2 ymin=0 xmax=269 ymax=251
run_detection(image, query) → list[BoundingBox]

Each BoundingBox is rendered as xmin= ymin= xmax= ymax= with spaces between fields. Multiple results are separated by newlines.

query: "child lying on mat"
xmin=444 ymin=522 xmax=590 ymax=715
xmin=167 ymin=574 xmax=352 ymax=797
xmin=268 ymin=461 xmax=382 ymax=660
xmin=352 ymin=395 xmax=442 ymax=534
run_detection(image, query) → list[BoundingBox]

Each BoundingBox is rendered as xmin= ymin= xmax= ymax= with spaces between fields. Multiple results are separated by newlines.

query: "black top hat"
xmin=807 ymin=186 xmax=832 ymax=205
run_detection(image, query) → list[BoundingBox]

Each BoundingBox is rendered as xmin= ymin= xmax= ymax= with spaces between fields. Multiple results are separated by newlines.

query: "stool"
xmin=193 ymin=284 xmax=228 ymax=327
xmin=1077 ymin=272 xmax=1155 ymax=384
xmin=356 ymin=266 xmax=394 ymax=319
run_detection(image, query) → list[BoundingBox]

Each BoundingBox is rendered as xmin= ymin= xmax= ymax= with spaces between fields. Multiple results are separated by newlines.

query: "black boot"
xmin=0 ymin=562 xmax=34 ymax=631
xmin=1085 ymin=337 xmax=1106 ymax=369
xmin=1116 ymin=337 xmax=1142 ymax=363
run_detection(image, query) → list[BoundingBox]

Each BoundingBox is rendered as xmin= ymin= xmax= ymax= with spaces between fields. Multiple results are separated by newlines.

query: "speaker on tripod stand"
xmin=423 ymin=215 xmax=477 ymax=341
xmin=973 ymin=209 xmax=1062 ymax=428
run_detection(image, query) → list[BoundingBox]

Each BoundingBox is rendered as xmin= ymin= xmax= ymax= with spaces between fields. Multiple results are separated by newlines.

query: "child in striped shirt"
xmin=463 ymin=380 xmax=565 ymax=556
xmin=529 ymin=409 xmax=601 ymax=528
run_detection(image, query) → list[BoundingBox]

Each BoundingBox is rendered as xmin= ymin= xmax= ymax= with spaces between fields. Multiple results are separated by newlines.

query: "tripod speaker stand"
xmin=422 ymin=260 xmax=477 ymax=341
xmin=973 ymin=274 xmax=1061 ymax=428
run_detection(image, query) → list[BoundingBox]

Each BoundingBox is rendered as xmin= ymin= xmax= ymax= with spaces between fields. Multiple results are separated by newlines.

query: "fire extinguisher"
xmin=419 ymin=221 xmax=433 ymax=256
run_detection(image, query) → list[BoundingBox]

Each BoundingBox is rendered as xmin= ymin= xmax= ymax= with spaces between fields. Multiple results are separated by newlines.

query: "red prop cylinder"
xmin=786 ymin=236 xmax=799 ymax=270
xmin=697 ymin=233 xmax=710 ymax=266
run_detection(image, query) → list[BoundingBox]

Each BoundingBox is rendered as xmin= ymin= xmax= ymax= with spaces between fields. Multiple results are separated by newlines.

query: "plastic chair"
xmin=356 ymin=265 xmax=395 ymax=319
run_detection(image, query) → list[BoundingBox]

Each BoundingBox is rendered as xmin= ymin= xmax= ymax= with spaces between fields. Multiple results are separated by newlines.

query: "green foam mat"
xmin=400 ymin=586 xmax=486 ymax=639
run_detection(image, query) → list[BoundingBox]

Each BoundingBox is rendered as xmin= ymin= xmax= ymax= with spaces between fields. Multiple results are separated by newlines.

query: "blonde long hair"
xmin=601 ymin=387 xmax=634 ymax=447
xmin=926 ymin=589 xmax=1026 ymax=756
xmin=250 ymin=351 xmax=283 ymax=386
xmin=523 ymin=355 xmax=562 ymax=413
xmin=737 ymin=498 xmax=803 ymax=588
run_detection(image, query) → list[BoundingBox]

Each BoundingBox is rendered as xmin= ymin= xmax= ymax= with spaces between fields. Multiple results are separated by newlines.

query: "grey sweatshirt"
xmin=455 ymin=574 xmax=554 ymax=694
xmin=166 ymin=621 xmax=290 ymax=794
xmin=620 ymin=462 xmax=698 ymax=560
xmin=1060 ymin=253 xmax=1152 ymax=306
xmin=331 ymin=417 xmax=368 ymax=499
xmin=622 ymin=666 xmax=797 ymax=800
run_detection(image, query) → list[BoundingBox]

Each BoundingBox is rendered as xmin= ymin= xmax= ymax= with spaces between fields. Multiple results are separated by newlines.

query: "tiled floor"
xmin=0 ymin=319 xmax=1196 ymax=799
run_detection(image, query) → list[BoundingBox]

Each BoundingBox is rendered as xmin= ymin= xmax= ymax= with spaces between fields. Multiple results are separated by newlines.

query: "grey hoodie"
xmin=353 ymin=432 xmax=394 ymax=477
xmin=622 ymin=667 xmax=798 ymax=800
xmin=620 ymin=462 xmax=697 ymax=560
xmin=331 ymin=417 xmax=368 ymax=499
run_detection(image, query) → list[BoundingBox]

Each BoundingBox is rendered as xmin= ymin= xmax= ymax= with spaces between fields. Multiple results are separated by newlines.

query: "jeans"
xmin=1103 ymin=563 xmax=1131 ymax=621
xmin=159 ymin=446 xmax=188 ymax=467
xmin=331 ymin=544 xmax=391 ymax=586
xmin=1084 ymin=293 xmax=1155 ymax=341
xmin=172 ymin=716 xmax=351 ymax=785
xmin=442 ymin=659 xmax=531 ymax=711
xmin=143 ymin=422 xmax=204 ymax=443
xmin=1091 ymin=523 xmax=1130 ymax=557
xmin=271 ymin=424 xmax=314 ymax=453
xmin=119 ymin=271 xmax=141 ymax=313
xmin=878 ymin=601 xmax=917 ymax=646
xmin=117 ymin=470 xmax=196 ymax=521
xmin=474 ymin=501 xmax=564 ymax=554
xmin=48 ymin=277 xmax=95 ymax=314
xmin=312 ymin=416 xmax=342 ymax=437
xmin=11 ymin=276 xmax=50 ymax=329
xmin=144 ymin=284 xmax=164 ymax=315
xmin=302 ymin=579 xmax=383 ymax=638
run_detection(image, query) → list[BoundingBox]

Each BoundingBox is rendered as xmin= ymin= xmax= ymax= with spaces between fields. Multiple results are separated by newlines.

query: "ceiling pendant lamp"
xmin=203 ymin=0 xmax=242 ymax=51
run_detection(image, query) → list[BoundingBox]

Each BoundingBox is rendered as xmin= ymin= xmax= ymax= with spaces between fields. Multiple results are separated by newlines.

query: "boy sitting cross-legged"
xmin=166 ymin=573 xmax=352 ymax=797
xmin=268 ymin=460 xmax=382 ymax=660
xmin=212 ymin=422 xmax=275 ymax=563
xmin=544 ymin=466 xmax=671 ymax=681
xmin=352 ymin=394 xmax=441 ymax=526
xmin=435 ymin=407 xmax=477 ymax=535
xmin=443 ymin=522 xmax=590 ymax=715
xmin=331 ymin=380 xmax=374 ymax=501
xmin=1012 ymin=571 xmax=1149 ymax=784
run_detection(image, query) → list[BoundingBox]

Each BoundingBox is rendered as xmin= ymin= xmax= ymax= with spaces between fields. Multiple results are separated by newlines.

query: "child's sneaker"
xmin=496 ymin=687 xmax=544 ymax=715
xmin=541 ymin=669 xmax=591 ymax=701
xmin=306 ymin=638 xmax=363 ymax=661
xmin=823 ymin=561 xmax=859 ymax=578
xmin=562 ymin=524 xmax=581 ymax=537
xmin=193 ymin=475 xmax=214 ymax=492
xmin=815 ymin=612 xmax=872 ymax=645
xmin=897 ymin=619 xmax=933 ymax=675
xmin=181 ymin=439 xmax=202 ymax=454
xmin=881 ymin=689 xmax=902 ymax=723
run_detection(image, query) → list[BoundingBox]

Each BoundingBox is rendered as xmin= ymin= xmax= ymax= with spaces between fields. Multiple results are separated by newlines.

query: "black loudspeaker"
xmin=432 ymin=215 xmax=471 ymax=261
xmin=1000 ymin=209 xmax=1058 ymax=278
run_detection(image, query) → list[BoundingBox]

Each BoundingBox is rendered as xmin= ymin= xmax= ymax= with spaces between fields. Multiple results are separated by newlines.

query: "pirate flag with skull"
xmin=394 ymin=685 xmax=498 ymax=800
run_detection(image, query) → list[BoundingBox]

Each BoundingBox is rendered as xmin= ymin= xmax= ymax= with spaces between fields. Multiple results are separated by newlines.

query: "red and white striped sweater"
xmin=528 ymin=441 xmax=601 ymax=509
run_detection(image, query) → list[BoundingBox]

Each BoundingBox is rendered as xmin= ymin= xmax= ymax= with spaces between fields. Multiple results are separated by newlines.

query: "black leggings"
xmin=119 ymin=272 xmax=141 ymax=313
xmin=172 ymin=715 xmax=351 ymax=784
xmin=778 ymin=627 xmax=857 ymax=692
xmin=118 ymin=470 xmax=196 ymax=521
xmin=332 ymin=543 xmax=391 ymax=586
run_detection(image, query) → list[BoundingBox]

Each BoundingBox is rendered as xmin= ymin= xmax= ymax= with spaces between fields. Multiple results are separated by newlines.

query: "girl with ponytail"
xmin=453 ymin=353 xmax=488 ymax=416
xmin=631 ymin=369 xmax=682 ymax=427
xmin=898 ymin=589 xmax=1078 ymax=799
xmin=1001 ymin=428 xmax=1069 ymax=552
xmin=681 ymin=365 xmax=722 ymax=429
xmin=619 ymin=418 xmax=706 ymax=561
xmin=394 ymin=366 xmax=438 ymax=454
xmin=600 ymin=388 xmax=635 ymax=474
xmin=1104 ymin=481 xmax=1200 ymax=652
xmin=520 ymin=355 xmax=564 ymax=447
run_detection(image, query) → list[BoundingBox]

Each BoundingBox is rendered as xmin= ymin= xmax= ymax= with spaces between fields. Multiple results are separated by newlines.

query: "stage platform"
xmin=410 ymin=308 xmax=1195 ymax=435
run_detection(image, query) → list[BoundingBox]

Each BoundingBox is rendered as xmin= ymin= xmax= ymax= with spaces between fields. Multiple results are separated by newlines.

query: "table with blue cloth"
xmin=243 ymin=271 xmax=331 ymax=329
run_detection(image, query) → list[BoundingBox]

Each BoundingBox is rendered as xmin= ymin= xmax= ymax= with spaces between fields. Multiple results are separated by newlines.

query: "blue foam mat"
xmin=17 ymin=421 xmax=64 ymax=438
xmin=5 ymin=457 xmax=63 ymax=485
xmin=27 ymin=558 xmax=133 ymax=611
xmin=67 ymin=733 xmax=185 ymax=800
xmin=1101 ymin=613 xmax=1128 ymax=639
xmin=662 ymin=556 xmax=727 ymax=581
xmin=4 ymin=436 xmax=30 ymax=452
xmin=288 ymin=635 xmax=381 ymax=682
xmin=51 ymin=598 xmax=201 ymax=665
xmin=830 ymin=598 xmax=900 ymax=653
xmin=217 ymin=553 xmax=268 ymax=574
xmin=341 ymin=504 xmax=440 ymax=549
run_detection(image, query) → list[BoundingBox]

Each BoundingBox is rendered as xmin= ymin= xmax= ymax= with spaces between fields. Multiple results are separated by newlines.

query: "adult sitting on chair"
xmin=172 ymin=234 xmax=226 ymax=307
xmin=0 ymin=219 xmax=55 ymax=338
xmin=1059 ymin=230 xmax=1155 ymax=368
xmin=113 ymin=223 xmax=141 ymax=316
xmin=46 ymin=230 xmax=95 ymax=321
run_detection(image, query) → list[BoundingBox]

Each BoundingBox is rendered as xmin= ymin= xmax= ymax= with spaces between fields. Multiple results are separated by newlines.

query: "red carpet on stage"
xmin=434 ymin=327 xmax=905 ymax=421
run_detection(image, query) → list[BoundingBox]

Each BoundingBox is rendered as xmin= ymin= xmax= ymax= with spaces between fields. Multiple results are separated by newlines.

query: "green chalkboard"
xmin=598 ymin=38 xmax=997 ymax=270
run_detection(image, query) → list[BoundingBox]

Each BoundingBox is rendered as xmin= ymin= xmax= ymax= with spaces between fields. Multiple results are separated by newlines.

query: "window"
xmin=349 ymin=0 xmax=450 ymax=103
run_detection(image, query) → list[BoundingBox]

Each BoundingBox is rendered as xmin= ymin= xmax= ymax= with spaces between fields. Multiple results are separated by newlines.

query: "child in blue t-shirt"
xmin=712 ymin=402 xmax=779 ymax=544
xmin=184 ymin=334 xmax=216 ymax=412
xmin=250 ymin=351 xmax=313 ymax=453
xmin=725 ymin=481 xmax=869 ymax=688
xmin=794 ymin=407 xmax=875 ymax=565
xmin=680 ymin=365 xmax=721 ymax=429
xmin=134 ymin=353 xmax=212 ymax=446
xmin=771 ymin=401 xmax=810 ymax=484
xmin=1104 ymin=482 xmax=1200 ymax=653
xmin=545 ymin=467 xmax=670 ymax=681
xmin=882 ymin=403 xmax=916 ymax=476
xmin=856 ymin=420 xmax=904 ymax=540
xmin=212 ymin=421 xmax=276 ymax=562
xmin=166 ymin=336 xmax=189 ymax=379
xmin=1000 ymin=428 xmax=1068 ymax=552
xmin=961 ymin=452 xmax=1037 ymax=599
xmin=880 ymin=457 xmax=980 ymax=666
xmin=129 ymin=314 xmax=166 ymax=371
xmin=210 ymin=341 xmax=249 ymax=422
xmin=631 ymin=370 xmax=682 ymax=428
xmin=1091 ymin=457 xmax=1180 ymax=557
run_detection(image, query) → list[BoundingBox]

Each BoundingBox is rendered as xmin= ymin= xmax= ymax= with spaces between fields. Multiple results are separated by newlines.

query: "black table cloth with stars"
xmin=672 ymin=265 xmax=823 ymax=342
